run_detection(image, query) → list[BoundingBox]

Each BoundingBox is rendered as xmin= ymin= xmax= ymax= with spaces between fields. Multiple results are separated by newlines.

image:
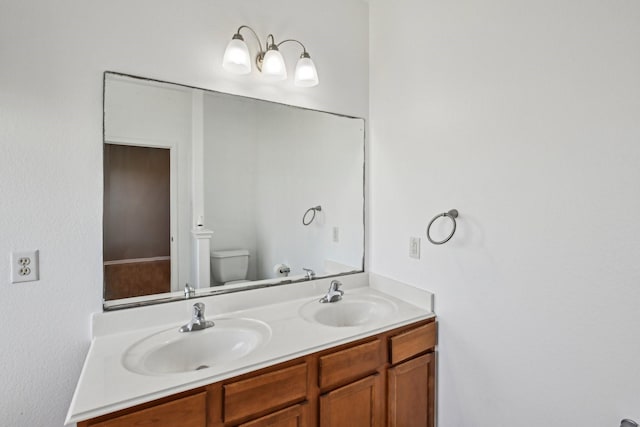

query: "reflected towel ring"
xmin=426 ymin=209 xmax=459 ymax=245
xmin=302 ymin=205 xmax=322 ymax=226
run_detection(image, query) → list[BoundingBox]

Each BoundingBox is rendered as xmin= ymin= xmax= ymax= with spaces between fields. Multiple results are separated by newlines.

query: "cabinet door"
xmin=388 ymin=353 xmax=435 ymax=427
xmin=319 ymin=374 xmax=382 ymax=427
xmin=237 ymin=404 xmax=306 ymax=427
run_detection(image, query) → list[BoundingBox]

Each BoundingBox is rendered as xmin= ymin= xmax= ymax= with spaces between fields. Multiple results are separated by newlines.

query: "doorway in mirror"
xmin=103 ymin=144 xmax=171 ymax=300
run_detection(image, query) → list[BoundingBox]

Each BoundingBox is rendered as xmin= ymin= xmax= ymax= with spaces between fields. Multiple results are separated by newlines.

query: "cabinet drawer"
xmin=319 ymin=339 xmax=384 ymax=389
xmin=389 ymin=321 xmax=437 ymax=365
xmin=224 ymin=363 xmax=308 ymax=423
xmin=89 ymin=392 xmax=206 ymax=427
xmin=238 ymin=403 xmax=306 ymax=427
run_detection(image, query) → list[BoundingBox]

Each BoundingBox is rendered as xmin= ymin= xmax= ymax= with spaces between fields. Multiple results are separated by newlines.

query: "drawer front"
xmin=224 ymin=363 xmax=308 ymax=423
xmin=319 ymin=339 xmax=384 ymax=390
xmin=90 ymin=392 xmax=206 ymax=427
xmin=390 ymin=321 xmax=437 ymax=365
xmin=238 ymin=403 xmax=306 ymax=427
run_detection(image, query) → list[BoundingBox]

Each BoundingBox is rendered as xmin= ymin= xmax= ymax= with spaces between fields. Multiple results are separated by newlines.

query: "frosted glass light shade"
xmin=223 ymin=37 xmax=251 ymax=75
xmin=294 ymin=55 xmax=319 ymax=87
xmin=261 ymin=49 xmax=287 ymax=80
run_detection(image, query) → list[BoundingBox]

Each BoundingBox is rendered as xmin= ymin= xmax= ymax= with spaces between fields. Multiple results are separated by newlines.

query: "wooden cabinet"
xmin=388 ymin=322 xmax=437 ymax=427
xmin=238 ymin=404 xmax=307 ymax=427
xmin=318 ymin=339 xmax=383 ymax=390
xmin=389 ymin=322 xmax=437 ymax=365
xmin=79 ymin=318 xmax=436 ymax=427
xmin=388 ymin=354 xmax=435 ymax=427
xmin=320 ymin=374 xmax=383 ymax=427
xmin=222 ymin=363 xmax=308 ymax=424
xmin=82 ymin=392 xmax=207 ymax=427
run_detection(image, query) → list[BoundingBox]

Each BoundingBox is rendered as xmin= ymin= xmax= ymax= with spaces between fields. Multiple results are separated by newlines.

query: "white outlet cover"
xmin=11 ymin=250 xmax=39 ymax=283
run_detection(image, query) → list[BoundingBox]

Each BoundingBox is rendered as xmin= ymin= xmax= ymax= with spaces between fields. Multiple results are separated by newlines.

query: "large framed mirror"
xmin=103 ymin=72 xmax=365 ymax=309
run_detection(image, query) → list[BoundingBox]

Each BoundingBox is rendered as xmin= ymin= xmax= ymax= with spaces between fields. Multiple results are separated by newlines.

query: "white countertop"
xmin=65 ymin=273 xmax=434 ymax=425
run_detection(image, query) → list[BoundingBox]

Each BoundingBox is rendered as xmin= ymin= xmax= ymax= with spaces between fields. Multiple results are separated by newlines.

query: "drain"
xmin=195 ymin=365 xmax=210 ymax=371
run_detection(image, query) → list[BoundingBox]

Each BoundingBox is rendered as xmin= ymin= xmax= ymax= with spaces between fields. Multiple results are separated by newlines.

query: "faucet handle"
xmin=184 ymin=283 xmax=195 ymax=298
xmin=319 ymin=280 xmax=344 ymax=303
xmin=179 ymin=302 xmax=215 ymax=332
xmin=193 ymin=302 xmax=205 ymax=319
xmin=330 ymin=280 xmax=343 ymax=293
xmin=303 ymin=268 xmax=316 ymax=279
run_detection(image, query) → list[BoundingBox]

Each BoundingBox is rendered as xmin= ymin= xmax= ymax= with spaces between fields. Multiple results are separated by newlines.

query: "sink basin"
xmin=122 ymin=318 xmax=271 ymax=375
xmin=299 ymin=293 xmax=398 ymax=327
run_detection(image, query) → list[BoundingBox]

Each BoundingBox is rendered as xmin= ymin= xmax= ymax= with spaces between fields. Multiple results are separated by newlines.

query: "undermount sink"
xmin=299 ymin=293 xmax=398 ymax=327
xmin=122 ymin=318 xmax=271 ymax=375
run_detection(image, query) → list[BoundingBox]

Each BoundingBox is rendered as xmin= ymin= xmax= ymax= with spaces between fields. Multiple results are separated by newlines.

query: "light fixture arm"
xmin=234 ymin=26 xmax=308 ymax=55
xmin=266 ymin=34 xmax=277 ymax=50
xmin=235 ymin=25 xmax=266 ymax=55
xmin=276 ymin=39 xmax=309 ymax=56
xmin=234 ymin=27 xmax=284 ymax=71
xmin=236 ymin=25 xmax=262 ymax=47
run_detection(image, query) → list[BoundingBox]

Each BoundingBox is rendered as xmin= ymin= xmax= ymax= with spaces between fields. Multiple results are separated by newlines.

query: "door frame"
xmin=103 ymin=136 xmax=179 ymax=293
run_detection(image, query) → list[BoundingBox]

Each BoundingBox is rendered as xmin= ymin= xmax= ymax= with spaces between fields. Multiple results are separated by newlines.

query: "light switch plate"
xmin=11 ymin=250 xmax=39 ymax=283
xmin=409 ymin=237 xmax=420 ymax=259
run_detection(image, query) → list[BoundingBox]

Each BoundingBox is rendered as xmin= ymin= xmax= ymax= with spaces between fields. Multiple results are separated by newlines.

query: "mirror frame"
xmin=102 ymin=71 xmax=366 ymax=311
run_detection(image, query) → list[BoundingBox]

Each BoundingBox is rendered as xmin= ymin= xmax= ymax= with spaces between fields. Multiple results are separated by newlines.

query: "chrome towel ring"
xmin=302 ymin=205 xmax=322 ymax=226
xmin=426 ymin=209 xmax=459 ymax=245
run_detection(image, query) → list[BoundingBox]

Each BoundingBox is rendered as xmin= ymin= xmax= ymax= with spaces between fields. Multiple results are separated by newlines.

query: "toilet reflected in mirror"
xmin=210 ymin=250 xmax=250 ymax=286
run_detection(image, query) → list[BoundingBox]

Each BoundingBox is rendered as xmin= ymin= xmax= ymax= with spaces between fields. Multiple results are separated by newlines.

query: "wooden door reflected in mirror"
xmin=103 ymin=143 xmax=171 ymax=300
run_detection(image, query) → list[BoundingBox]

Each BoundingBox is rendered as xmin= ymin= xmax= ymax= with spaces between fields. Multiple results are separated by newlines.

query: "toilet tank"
xmin=210 ymin=249 xmax=250 ymax=284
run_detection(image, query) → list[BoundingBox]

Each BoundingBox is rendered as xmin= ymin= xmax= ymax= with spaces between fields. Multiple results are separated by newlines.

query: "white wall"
xmin=203 ymin=93 xmax=365 ymax=282
xmin=369 ymin=0 xmax=640 ymax=425
xmin=203 ymin=92 xmax=260 ymax=280
xmin=253 ymin=104 xmax=365 ymax=279
xmin=104 ymin=75 xmax=193 ymax=291
xmin=0 ymin=1 xmax=368 ymax=426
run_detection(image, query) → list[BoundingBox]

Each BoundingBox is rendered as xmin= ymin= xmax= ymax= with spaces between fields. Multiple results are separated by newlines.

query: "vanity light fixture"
xmin=222 ymin=25 xmax=319 ymax=87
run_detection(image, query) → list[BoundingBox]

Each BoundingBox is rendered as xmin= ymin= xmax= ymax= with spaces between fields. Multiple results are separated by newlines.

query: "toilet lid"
xmin=211 ymin=249 xmax=250 ymax=258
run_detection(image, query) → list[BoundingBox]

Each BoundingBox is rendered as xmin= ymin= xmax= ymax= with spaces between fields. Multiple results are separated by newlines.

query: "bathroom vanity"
xmin=83 ymin=73 xmax=438 ymax=426
xmin=78 ymin=318 xmax=435 ymax=427
xmin=66 ymin=273 xmax=436 ymax=427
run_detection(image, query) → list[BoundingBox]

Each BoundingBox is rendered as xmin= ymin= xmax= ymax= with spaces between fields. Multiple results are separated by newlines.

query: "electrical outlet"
xmin=332 ymin=226 xmax=340 ymax=243
xmin=409 ymin=237 xmax=421 ymax=259
xmin=11 ymin=250 xmax=39 ymax=283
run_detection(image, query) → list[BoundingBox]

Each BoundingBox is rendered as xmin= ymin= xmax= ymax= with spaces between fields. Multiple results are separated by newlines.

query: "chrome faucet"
xmin=303 ymin=268 xmax=316 ymax=280
xmin=184 ymin=283 xmax=195 ymax=299
xmin=179 ymin=302 xmax=215 ymax=332
xmin=319 ymin=280 xmax=343 ymax=303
